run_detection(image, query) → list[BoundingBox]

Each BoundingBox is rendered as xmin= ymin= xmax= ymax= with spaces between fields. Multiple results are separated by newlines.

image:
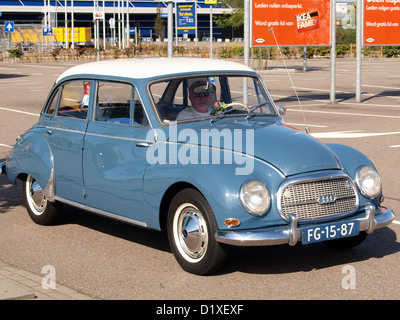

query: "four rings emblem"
xmin=317 ymin=194 xmax=336 ymax=205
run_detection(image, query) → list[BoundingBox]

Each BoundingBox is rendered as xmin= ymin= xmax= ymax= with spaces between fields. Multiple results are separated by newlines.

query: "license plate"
xmin=302 ymin=220 xmax=360 ymax=245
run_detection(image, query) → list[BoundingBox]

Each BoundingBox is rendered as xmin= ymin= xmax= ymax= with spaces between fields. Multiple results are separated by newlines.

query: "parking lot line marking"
xmin=0 ymin=107 xmax=39 ymax=117
xmin=392 ymin=220 xmax=400 ymax=225
xmin=389 ymin=145 xmax=400 ymax=148
xmin=24 ymin=64 xmax=66 ymax=69
xmin=292 ymin=86 xmax=400 ymax=101
xmin=311 ymin=131 xmax=400 ymax=139
xmin=270 ymin=94 xmax=328 ymax=104
xmin=286 ymin=122 xmax=327 ymax=128
xmin=290 ymin=108 xmax=400 ymax=120
xmin=0 ymin=143 xmax=13 ymax=148
xmin=361 ymin=84 xmax=400 ymax=90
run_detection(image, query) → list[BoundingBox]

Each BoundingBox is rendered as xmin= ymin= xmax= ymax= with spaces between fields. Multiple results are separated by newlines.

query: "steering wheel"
xmin=227 ymin=102 xmax=250 ymax=112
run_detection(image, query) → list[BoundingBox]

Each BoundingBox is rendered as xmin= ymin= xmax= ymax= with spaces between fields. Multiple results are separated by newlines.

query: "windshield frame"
xmin=147 ymin=72 xmax=278 ymax=126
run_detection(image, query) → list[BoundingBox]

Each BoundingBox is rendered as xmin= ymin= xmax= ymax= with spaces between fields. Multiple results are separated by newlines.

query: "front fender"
xmin=326 ymin=143 xmax=376 ymax=177
xmin=143 ymin=153 xmax=285 ymax=231
xmin=327 ymin=143 xmax=383 ymax=207
xmin=6 ymin=131 xmax=54 ymax=194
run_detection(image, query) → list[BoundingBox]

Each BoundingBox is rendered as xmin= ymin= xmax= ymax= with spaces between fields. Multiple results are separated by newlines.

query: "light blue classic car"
xmin=0 ymin=58 xmax=394 ymax=275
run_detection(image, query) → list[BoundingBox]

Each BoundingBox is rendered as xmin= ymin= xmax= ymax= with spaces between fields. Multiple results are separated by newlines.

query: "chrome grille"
xmin=279 ymin=176 xmax=358 ymax=221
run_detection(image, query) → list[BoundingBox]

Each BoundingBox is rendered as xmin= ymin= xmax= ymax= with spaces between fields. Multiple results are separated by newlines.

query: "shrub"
xmin=7 ymin=48 xmax=23 ymax=59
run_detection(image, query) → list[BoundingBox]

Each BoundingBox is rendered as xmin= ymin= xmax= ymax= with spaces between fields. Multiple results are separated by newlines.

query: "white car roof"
xmin=56 ymin=58 xmax=254 ymax=83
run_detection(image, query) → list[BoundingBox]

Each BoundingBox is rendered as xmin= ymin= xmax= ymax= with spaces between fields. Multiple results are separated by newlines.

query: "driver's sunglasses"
xmin=194 ymin=92 xmax=210 ymax=98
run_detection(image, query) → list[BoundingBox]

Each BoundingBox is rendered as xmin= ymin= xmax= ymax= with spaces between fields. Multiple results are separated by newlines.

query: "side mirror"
xmin=278 ymin=105 xmax=286 ymax=116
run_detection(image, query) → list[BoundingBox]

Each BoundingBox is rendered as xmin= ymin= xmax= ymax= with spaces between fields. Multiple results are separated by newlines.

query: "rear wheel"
xmin=167 ymin=189 xmax=227 ymax=275
xmin=23 ymin=174 xmax=63 ymax=225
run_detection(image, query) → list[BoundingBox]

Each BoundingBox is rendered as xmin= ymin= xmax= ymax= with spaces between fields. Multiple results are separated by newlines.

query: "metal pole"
xmin=55 ymin=0 xmax=58 ymax=29
xmin=195 ymin=1 xmax=198 ymax=47
xmin=71 ymin=0 xmax=74 ymax=49
xmin=97 ymin=18 xmax=100 ymax=60
xmin=243 ymin=0 xmax=250 ymax=105
xmin=44 ymin=0 xmax=47 ymax=49
xmin=356 ymin=0 xmax=362 ymax=102
xmin=210 ymin=4 xmax=213 ymax=58
xmin=121 ymin=0 xmax=125 ymax=49
xmin=117 ymin=0 xmax=121 ymax=48
xmin=103 ymin=0 xmax=106 ymax=48
xmin=44 ymin=0 xmax=47 ymax=28
xmin=93 ymin=0 xmax=97 ymax=49
xmin=244 ymin=0 xmax=250 ymax=67
xmin=330 ymin=0 xmax=336 ymax=103
xmin=175 ymin=3 xmax=178 ymax=47
xmin=113 ymin=1 xmax=116 ymax=47
xmin=65 ymin=0 xmax=68 ymax=49
xmin=126 ymin=0 xmax=129 ymax=47
xmin=168 ymin=1 xmax=173 ymax=57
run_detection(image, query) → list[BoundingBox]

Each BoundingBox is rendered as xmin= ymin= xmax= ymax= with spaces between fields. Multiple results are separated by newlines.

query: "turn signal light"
xmin=224 ymin=218 xmax=240 ymax=227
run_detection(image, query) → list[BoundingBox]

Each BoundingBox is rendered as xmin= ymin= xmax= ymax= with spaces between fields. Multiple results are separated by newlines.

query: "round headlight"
xmin=240 ymin=180 xmax=271 ymax=216
xmin=355 ymin=166 xmax=382 ymax=199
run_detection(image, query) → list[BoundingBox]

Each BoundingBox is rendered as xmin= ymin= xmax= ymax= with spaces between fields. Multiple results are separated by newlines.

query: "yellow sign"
xmin=205 ymin=0 xmax=217 ymax=4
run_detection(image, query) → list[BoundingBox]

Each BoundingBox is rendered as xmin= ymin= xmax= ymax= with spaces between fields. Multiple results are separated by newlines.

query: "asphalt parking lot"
xmin=0 ymin=57 xmax=399 ymax=300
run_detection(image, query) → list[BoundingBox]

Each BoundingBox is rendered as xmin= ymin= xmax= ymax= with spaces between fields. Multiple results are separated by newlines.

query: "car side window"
xmin=56 ymin=80 xmax=89 ymax=119
xmin=132 ymin=87 xmax=149 ymax=128
xmin=95 ymin=81 xmax=148 ymax=128
xmin=45 ymin=88 xmax=59 ymax=116
xmin=95 ymin=81 xmax=130 ymax=125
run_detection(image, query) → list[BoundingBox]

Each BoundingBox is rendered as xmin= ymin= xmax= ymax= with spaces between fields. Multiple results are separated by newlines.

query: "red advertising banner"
xmin=364 ymin=0 xmax=400 ymax=45
xmin=252 ymin=0 xmax=331 ymax=47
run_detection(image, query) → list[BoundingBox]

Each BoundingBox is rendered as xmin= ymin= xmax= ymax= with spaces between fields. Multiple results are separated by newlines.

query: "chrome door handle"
xmin=136 ymin=142 xmax=152 ymax=148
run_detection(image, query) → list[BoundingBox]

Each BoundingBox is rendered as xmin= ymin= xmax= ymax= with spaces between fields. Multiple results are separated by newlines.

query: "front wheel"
xmin=23 ymin=174 xmax=63 ymax=225
xmin=167 ymin=189 xmax=227 ymax=275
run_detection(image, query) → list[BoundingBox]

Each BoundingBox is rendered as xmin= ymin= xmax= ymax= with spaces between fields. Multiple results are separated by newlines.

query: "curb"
xmin=0 ymin=261 xmax=96 ymax=300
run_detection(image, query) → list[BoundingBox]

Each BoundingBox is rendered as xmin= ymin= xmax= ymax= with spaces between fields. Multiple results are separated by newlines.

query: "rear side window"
xmin=95 ymin=81 xmax=148 ymax=127
xmin=95 ymin=81 xmax=131 ymax=125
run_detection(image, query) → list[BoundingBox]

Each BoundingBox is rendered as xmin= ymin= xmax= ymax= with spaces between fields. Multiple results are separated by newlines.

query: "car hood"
xmin=167 ymin=119 xmax=341 ymax=176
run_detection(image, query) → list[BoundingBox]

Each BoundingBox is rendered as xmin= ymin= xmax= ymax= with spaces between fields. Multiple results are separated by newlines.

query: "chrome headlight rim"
xmin=355 ymin=165 xmax=382 ymax=200
xmin=239 ymin=180 xmax=271 ymax=216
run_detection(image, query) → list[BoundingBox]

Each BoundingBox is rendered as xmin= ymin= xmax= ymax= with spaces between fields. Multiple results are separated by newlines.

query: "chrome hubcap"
xmin=174 ymin=204 xmax=208 ymax=262
xmin=27 ymin=176 xmax=47 ymax=215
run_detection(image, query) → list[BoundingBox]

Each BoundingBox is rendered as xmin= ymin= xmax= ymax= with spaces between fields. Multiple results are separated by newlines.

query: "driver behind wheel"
xmin=176 ymin=79 xmax=215 ymax=121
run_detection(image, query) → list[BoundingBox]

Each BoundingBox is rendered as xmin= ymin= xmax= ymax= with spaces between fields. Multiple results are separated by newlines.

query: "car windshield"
xmin=149 ymin=74 xmax=277 ymax=123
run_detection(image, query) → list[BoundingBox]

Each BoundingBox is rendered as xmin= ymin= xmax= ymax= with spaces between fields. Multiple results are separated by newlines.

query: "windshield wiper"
xmin=246 ymin=102 xmax=269 ymax=120
xmin=210 ymin=106 xmax=241 ymax=123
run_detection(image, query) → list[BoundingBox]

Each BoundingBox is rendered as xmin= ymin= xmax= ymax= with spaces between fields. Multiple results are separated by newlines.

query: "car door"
xmin=42 ymin=79 xmax=91 ymax=202
xmin=82 ymin=80 xmax=153 ymax=225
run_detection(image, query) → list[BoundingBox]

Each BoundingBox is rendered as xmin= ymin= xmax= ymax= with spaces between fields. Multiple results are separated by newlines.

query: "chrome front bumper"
xmin=215 ymin=204 xmax=394 ymax=247
xmin=0 ymin=161 xmax=6 ymax=175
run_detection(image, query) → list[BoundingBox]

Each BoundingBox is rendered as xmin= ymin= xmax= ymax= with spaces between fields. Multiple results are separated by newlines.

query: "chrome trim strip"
xmin=84 ymin=131 xmax=154 ymax=144
xmin=54 ymin=196 xmax=148 ymax=228
xmin=276 ymin=171 xmax=359 ymax=223
xmin=46 ymin=126 xmax=86 ymax=135
xmin=215 ymin=204 xmax=394 ymax=247
xmin=288 ymin=214 xmax=299 ymax=246
xmin=365 ymin=203 xmax=376 ymax=234
xmin=43 ymin=167 xmax=55 ymax=202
